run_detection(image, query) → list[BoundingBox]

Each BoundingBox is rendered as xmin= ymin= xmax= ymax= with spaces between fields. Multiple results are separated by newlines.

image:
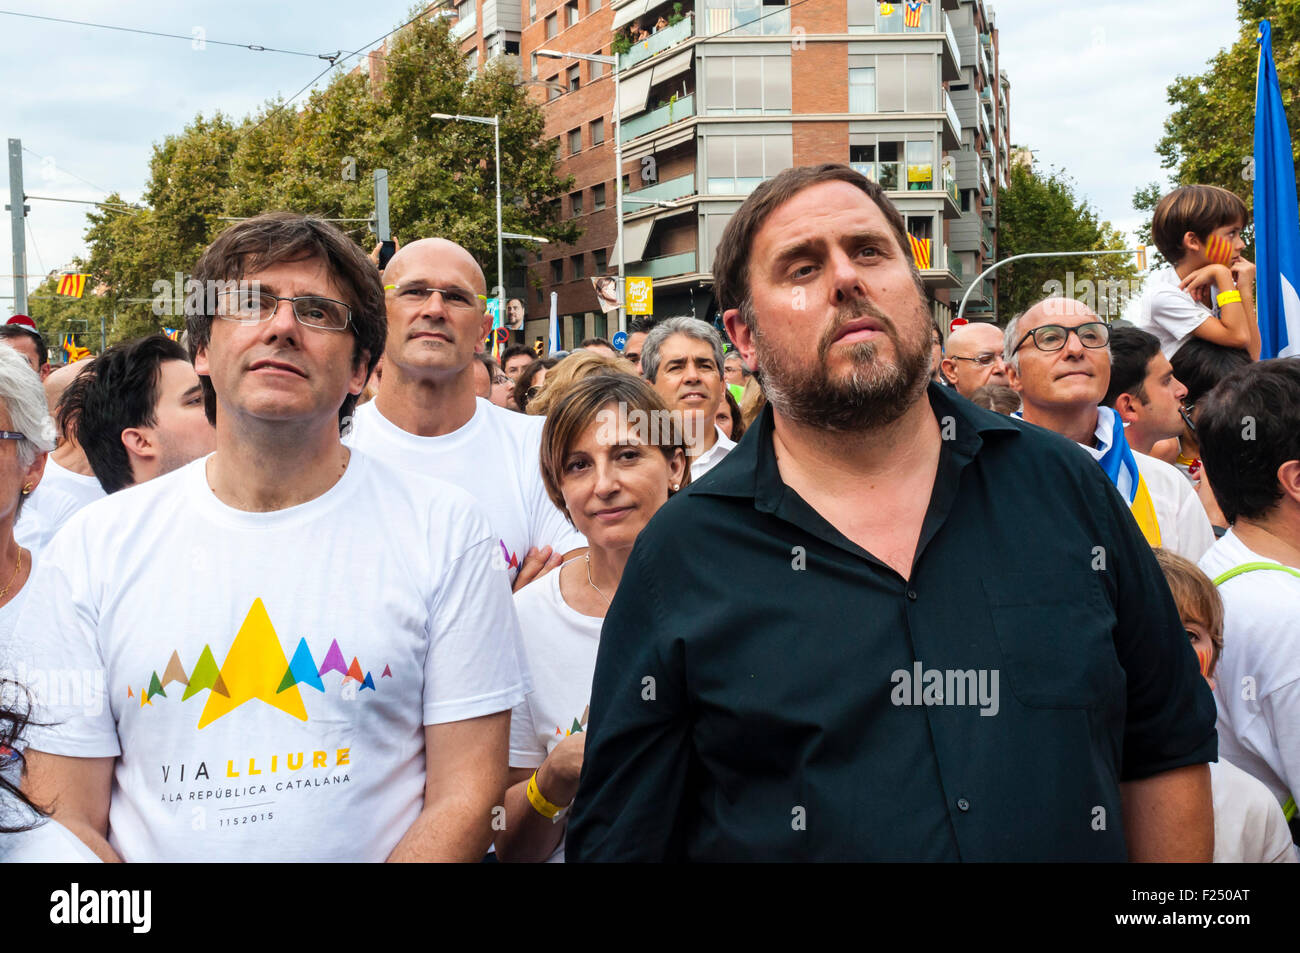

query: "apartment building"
xmin=393 ymin=0 xmax=1011 ymax=347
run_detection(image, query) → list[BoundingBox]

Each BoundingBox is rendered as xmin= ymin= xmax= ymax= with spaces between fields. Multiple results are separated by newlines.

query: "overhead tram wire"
xmin=0 ymin=9 xmax=342 ymax=61
xmin=21 ymin=147 xmax=117 ymax=199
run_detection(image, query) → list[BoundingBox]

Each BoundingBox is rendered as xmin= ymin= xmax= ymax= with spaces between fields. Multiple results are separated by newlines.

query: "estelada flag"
xmin=163 ymin=327 xmax=182 ymax=342
xmin=56 ymin=274 xmax=87 ymax=298
xmin=904 ymin=0 xmax=924 ymax=28
xmin=908 ymin=234 xmax=932 ymax=270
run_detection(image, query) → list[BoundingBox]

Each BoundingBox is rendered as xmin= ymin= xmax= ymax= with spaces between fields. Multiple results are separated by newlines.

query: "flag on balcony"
xmin=904 ymin=0 xmax=925 ymax=28
xmin=1252 ymin=19 xmax=1300 ymax=358
xmin=878 ymin=2 xmax=895 ymax=16
xmin=908 ymin=234 xmax=932 ymax=270
xmin=56 ymin=274 xmax=87 ymax=298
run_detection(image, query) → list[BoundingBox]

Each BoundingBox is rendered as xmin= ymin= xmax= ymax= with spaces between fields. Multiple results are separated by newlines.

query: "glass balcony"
xmin=620 ymin=93 xmax=696 ymax=143
xmin=944 ymin=162 xmax=958 ymax=206
xmin=878 ymin=3 xmax=932 ymax=32
xmin=942 ymin=12 xmax=962 ymax=78
xmin=450 ymin=8 xmax=477 ymax=41
xmin=620 ymin=15 xmax=696 ymax=70
xmin=623 ymin=172 xmax=696 ymax=211
xmin=981 ymin=220 xmax=994 ymax=253
xmin=944 ymin=88 xmax=962 ymax=147
xmin=627 ymin=251 xmax=698 ymax=279
xmin=702 ymin=3 xmax=789 ymax=36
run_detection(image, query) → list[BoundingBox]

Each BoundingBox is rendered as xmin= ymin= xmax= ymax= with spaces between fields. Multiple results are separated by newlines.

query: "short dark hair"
xmin=1151 ymin=185 xmax=1250 ymax=265
xmin=474 ymin=350 xmax=500 ymax=374
xmin=1103 ymin=326 xmax=1162 ymax=406
xmin=513 ymin=357 xmax=559 ymax=413
xmin=186 ymin=212 xmax=385 ymax=433
xmin=0 ymin=325 xmax=45 ymax=368
xmin=626 ymin=317 xmax=655 ymax=335
xmin=1170 ymin=337 xmax=1251 ymax=408
xmin=64 ymin=335 xmax=190 ymax=493
xmin=712 ymin=163 xmax=920 ymax=322
xmin=581 ymin=337 xmax=615 ymax=350
xmin=501 ymin=344 xmax=534 ymax=369
xmin=1199 ymin=359 xmax=1300 ymax=523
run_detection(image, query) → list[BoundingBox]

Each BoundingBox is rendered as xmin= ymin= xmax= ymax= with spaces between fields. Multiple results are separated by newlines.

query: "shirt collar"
xmin=689 ymin=381 xmax=1021 ymax=504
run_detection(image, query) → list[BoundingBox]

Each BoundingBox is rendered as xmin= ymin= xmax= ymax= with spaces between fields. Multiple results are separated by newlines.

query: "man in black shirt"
xmin=566 ymin=163 xmax=1216 ymax=862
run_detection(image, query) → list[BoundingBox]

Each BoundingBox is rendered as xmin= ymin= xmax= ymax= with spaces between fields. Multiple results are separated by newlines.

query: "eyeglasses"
xmin=214 ymin=291 xmax=351 ymax=331
xmin=384 ymin=283 xmax=487 ymax=314
xmin=492 ymin=374 xmax=512 ymax=386
xmin=950 ymin=352 xmax=1004 ymax=367
xmin=1013 ymin=322 xmax=1110 ymax=354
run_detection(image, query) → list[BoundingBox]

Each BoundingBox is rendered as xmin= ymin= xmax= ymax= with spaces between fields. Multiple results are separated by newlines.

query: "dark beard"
xmin=752 ymin=299 xmax=934 ymax=432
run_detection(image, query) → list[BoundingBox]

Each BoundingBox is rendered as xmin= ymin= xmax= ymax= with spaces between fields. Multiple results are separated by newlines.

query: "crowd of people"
xmin=0 ymin=167 xmax=1295 ymax=863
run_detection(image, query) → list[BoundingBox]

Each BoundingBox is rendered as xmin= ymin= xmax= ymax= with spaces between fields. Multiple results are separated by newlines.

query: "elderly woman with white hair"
xmin=0 ymin=345 xmax=57 ymax=642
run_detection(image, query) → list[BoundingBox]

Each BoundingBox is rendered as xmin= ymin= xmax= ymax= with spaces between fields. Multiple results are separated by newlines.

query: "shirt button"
xmin=956 ymin=797 xmax=971 ymax=812
xmin=906 ymin=589 xmax=918 ymax=601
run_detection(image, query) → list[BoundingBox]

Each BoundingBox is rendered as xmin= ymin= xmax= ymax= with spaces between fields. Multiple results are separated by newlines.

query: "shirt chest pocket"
xmin=980 ymin=572 xmax=1123 ymax=710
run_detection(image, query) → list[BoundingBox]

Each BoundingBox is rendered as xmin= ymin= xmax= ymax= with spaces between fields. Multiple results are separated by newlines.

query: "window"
xmin=592 ymin=182 xmax=606 ymax=209
xmin=706 ymin=133 xmax=793 ymax=194
xmin=571 ymin=190 xmax=584 ymax=216
xmin=594 ymin=247 xmax=608 ymax=272
xmin=877 ymin=140 xmax=901 ymax=189
xmin=876 ymin=55 xmax=904 ymax=111
xmin=846 ymin=0 xmax=874 ymax=33
xmin=961 ymin=188 xmax=972 ymax=212
xmin=465 ymin=50 xmax=478 ymax=78
xmin=568 ymin=128 xmax=582 ymax=154
xmin=504 ymin=40 xmax=520 ymax=55
xmin=545 ymin=13 xmax=557 ymax=38
xmin=590 ymin=57 xmax=605 ymax=79
xmin=572 ymin=254 xmax=586 ymax=280
xmin=566 ymin=1 xmax=580 ymax=27
xmin=906 ymin=140 xmax=934 ymax=190
xmin=568 ymin=65 xmax=580 ymax=91
xmin=530 ymin=52 xmax=538 ymax=80
xmin=551 ymin=259 xmax=564 ymax=284
xmin=703 ymin=0 xmax=791 ymax=36
xmin=590 ymin=117 xmax=605 ymax=145
xmin=848 ymin=67 xmax=876 ymax=113
xmin=590 ymin=0 xmax=602 ymax=11
xmin=906 ymin=55 xmax=936 ymax=111
xmin=907 ymin=215 xmax=934 ymax=241
xmin=703 ymin=55 xmax=792 ymax=115
xmin=529 ymin=0 xmax=537 ymax=21
xmin=849 ymin=143 xmax=875 ymax=180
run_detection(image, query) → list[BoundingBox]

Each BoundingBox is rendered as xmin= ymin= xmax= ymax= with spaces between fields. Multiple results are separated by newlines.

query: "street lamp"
xmin=430 ymin=112 xmax=504 ymax=314
xmin=537 ymin=47 xmax=625 ymax=333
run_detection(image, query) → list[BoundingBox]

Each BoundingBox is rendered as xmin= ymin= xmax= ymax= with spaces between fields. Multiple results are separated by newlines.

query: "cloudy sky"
xmin=0 ymin=0 xmax=1244 ymax=311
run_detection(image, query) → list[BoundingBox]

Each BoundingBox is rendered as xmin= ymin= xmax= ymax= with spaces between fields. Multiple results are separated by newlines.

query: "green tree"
xmin=81 ymin=12 xmax=577 ymax=345
xmin=996 ymin=160 xmax=1138 ymax=321
xmin=1156 ymin=0 xmax=1299 ymax=207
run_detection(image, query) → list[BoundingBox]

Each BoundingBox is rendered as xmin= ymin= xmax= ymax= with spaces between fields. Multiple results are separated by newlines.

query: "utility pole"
xmin=6 ymin=139 xmax=28 ymax=315
xmin=372 ymin=169 xmax=390 ymax=242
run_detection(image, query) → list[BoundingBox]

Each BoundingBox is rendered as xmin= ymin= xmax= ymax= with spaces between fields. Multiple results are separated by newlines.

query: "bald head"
xmin=383 ymin=237 xmax=487 ymax=296
xmin=940 ymin=321 xmax=1010 ymax=397
xmin=45 ymin=359 xmax=91 ymax=416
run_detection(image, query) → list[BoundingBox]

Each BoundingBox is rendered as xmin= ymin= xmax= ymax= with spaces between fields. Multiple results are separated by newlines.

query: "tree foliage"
xmin=80 ymin=13 xmax=577 ymax=346
xmin=996 ymin=160 xmax=1138 ymax=321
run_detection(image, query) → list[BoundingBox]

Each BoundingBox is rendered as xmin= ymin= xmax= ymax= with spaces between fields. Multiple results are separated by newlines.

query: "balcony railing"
xmin=450 ymin=8 xmax=477 ymax=41
xmin=981 ymin=220 xmax=994 ymax=253
xmin=621 ymin=93 xmax=695 ymax=143
xmin=943 ymin=12 xmax=962 ymax=75
xmin=879 ymin=3 xmax=932 ymax=32
xmin=620 ymin=15 xmax=696 ymax=70
xmin=623 ymin=172 xmax=696 ymax=211
xmin=949 ymin=253 xmax=963 ymax=281
xmin=702 ymin=4 xmax=789 ymax=36
xmin=944 ymin=88 xmax=962 ymax=143
xmin=944 ymin=162 xmax=958 ymax=206
xmin=627 ymin=250 xmax=697 ymax=278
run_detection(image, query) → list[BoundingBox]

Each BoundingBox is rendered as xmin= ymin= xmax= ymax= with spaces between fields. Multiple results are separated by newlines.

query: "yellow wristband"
xmin=526 ymin=771 xmax=562 ymax=819
xmin=1216 ymin=289 xmax=1242 ymax=307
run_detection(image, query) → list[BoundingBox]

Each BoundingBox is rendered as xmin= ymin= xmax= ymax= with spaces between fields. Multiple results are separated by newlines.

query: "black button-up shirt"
xmin=566 ymin=383 xmax=1216 ymax=861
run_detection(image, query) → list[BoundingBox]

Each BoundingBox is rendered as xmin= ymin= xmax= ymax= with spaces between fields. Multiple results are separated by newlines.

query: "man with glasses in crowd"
xmin=939 ymin=321 xmax=1010 ymax=398
xmin=345 ymin=237 xmax=584 ymax=591
xmin=18 ymin=213 xmax=526 ymax=861
xmin=1006 ymin=296 xmax=1214 ymax=561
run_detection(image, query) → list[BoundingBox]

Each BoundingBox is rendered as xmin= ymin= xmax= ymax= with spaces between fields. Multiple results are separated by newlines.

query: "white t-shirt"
xmin=12 ymin=451 xmax=526 ymax=862
xmin=14 ymin=475 xmax=90 ymax=558
xmin=1075 ymin=412 xmax=1215 ymax=561
xmin=0 ymin=557 xmax=36 ymax=651
xmin=1210 ymin=759 xmax=1298 ymax=863
xmin=690 ymin=425 xmax=737 ymax=482
xmin=345 ymin=399 xmax=585 ymax=585
xmin=0 ymin=790 xmax=102 ymax=863
xmin=1200 ymin=530 xmax=1300 ymax=810
xmin=507 ymin=565 xmax=603 ymax=863
xmin=1133 ymin=266 xmax=1217 ymax=359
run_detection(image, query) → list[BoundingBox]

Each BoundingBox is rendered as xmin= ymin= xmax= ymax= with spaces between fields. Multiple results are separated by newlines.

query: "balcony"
xmin=627 ymin=250 xmax=697 ymax=279
xmin=878 ymin=7 xmax=960 ymax=80
xmin=918 ymin=242 xmax=962 ymax=290
xmin=621 ymin=93 xmax=695 ymax=143
xmin=980 ymin=31 xmax=992 ymax=49
xmin=942 ymin=13 xmax=962 ymax=80
xmin=450 ymin=7 xmax=477 ymax=41
xmin=981 ymin=220 xmax=994 ymax=254
xmin=979 ymin=160 xmax=991 ymax=196
xmin=702 ymin=3 xmax=789 ymax=36
xmin=943 ymin=89 xmax=961 ymax=148
xmin=620 ymin=15 xmax=695 ymax=71
xmin=624 ymin=172 xmax=696 ymax=212
xmin=978 ymin=102 xmax=991 ymax=144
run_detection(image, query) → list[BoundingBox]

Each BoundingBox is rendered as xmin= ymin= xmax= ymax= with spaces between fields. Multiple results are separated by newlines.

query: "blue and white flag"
xmin=1253 ymin=20 xmax=1300 ymax=358
xmin=548 ymin=291 xmax=561 ymax=355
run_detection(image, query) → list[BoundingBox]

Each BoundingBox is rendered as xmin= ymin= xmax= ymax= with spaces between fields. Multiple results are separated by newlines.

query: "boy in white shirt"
xmin=1134 ymin=184 xmax=1260 ymax=360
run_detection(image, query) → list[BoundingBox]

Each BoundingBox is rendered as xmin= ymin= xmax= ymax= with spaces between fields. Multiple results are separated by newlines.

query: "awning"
xmin=650 ymin=47 xmax=693 ymax=86
xmin=612 ymin=0 xmax=653 ymax=32
xmin=618 ymin=218 xmax=656 ymax=264
xmin=618 ymin=69 xmax=654 ymax=119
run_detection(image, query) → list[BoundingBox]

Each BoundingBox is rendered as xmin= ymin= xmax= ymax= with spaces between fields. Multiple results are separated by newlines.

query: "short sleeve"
xmin=7 ymin=527 xmax=120 ymax=758
xmin=1147 ymin=286 xmax=1212 ymax=348
xmin=423 ymin=530 xmax=528 ymax=726
xmin=1259 ymin=678 xmax=1300 ymax=805
xmin=508 ymin=696 xmax=545 ymax=769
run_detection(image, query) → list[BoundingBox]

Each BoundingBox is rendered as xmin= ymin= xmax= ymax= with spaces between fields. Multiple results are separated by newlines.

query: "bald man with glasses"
xmin=939 ymin=322 xmax=1010 ymax=398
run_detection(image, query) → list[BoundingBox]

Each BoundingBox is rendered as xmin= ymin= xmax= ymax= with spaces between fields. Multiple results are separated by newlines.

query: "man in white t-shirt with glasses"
xmin=16 ymin=213 xmax=526 ymax=862
xmin=345 ymin=238 xmax=584 ymax=591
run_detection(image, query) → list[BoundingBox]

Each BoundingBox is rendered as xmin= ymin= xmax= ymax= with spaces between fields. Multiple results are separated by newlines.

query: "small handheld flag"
xmin=163 ymin=327 xmax=182 ymax=342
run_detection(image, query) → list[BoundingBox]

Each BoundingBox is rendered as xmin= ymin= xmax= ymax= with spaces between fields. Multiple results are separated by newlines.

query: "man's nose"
xmin=264 ymin=297 xmax=300 ymax=341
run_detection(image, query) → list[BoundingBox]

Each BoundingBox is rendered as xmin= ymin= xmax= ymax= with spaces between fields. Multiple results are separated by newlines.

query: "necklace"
xmin=584 ymin=552 xmax=612 ymax=606
xmin=0 ymin=546 xmax=23 ymax=600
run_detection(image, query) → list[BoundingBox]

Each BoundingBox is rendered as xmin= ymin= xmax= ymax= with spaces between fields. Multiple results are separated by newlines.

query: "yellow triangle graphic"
xmin=197 ymin=599 xmax=307 ymax=729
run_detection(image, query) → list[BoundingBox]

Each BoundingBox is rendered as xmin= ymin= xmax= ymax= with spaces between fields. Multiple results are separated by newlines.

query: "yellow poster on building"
xmin=907 ymin=164 xmax=933 ymax=184
xmin=626 ymin=277 xmax=653 ymax=315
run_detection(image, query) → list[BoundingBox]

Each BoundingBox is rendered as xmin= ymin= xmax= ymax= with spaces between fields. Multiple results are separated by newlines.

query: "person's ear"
xmin=1006 ymin=362 xmax=1023 ymax=394
xmin=940 ymin=357 xmax=958 ymax=385
xmin=193 ymin=342 xmax=209 ymax=376
xmin=1277 ymin=459 xmax=1300 ymax=507
xmin=22 ymin=450 xmax=48 ymax=495
xmin=722 ymin=308 xmax=756 ymax=374
xmin=668 ymin=447 xmax=688 ymax=491
xmin=1183 ymin=230 xmax=1204 ymax=258
xmin=121 ymin=427 xmax=156 ymax=464
xmin=349 ymin=349 xmax=371 ymax=397
xmin=1113 ymin=392 xmax=1139 ymax=424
